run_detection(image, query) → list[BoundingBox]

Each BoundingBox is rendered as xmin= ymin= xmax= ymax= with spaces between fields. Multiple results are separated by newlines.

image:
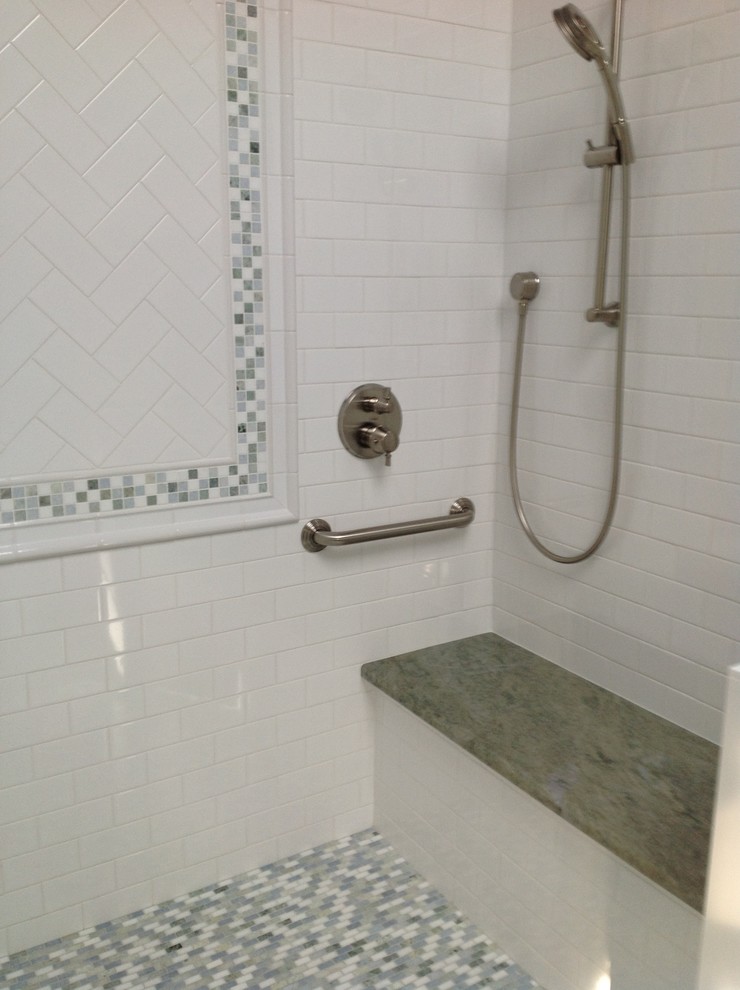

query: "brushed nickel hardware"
xmin=338 ymin=384 xmax=402 ymax=467
xmin=586 ymin=303 xmax=620 ymax=327
xmin=584 ymin=140 xmax=619 ymax=169
xmin=301 ymin=498 xmax=475 ymax=553
xmin=358 ymin=424 xmax=398 ymax=464
xmin=553 ymin=4 xmax=634 ymax=166
xmin=361 ymin=395 xmax=393 ymax=414
xmin=504 ymin=0 xmax=633 ymax=563
xmin=509 ymin=272 xmax=540 ymax=308
xmin=554 ymin=2 xmax=634 ymax=323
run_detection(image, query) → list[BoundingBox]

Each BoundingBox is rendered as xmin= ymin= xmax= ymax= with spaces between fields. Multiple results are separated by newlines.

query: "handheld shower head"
xmin=553 ymin=3 xmax=604 ymax=62
xmin=552 ymin=3 xmax=634 ymax=165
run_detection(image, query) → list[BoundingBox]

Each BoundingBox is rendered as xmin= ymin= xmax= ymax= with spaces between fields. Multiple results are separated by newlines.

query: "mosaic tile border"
xmin=0 ymin=830 xmax=542 ymax=990
xmin=0 ymin=0 xmax=268 ymax=527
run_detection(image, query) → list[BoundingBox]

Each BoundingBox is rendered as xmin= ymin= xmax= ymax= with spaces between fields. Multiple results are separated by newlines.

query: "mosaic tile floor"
xmin=0 ymin=830 xmax=542 ymax=990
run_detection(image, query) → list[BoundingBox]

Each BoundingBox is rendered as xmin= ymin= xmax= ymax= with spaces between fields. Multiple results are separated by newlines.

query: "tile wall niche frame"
xmin=0 ymin=0 xmax=297 ymax=562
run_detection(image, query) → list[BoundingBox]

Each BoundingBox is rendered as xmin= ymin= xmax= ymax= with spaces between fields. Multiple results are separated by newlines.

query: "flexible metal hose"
xmin=508 ymin=162 xmax=629 ymax=563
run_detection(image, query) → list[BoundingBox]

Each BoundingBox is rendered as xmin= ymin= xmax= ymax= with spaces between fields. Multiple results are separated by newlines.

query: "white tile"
xmin=113 ymin=776 xmax=182 ymax=826
xmin=35 ymin=330 xmax=120 ymax=410
xmin=77 ymin=0 xmax=158 ymax=82
xmin=183 ymin=819 xmax=246 ymax=867
xmin=144 ymin=671 xmax=213 ymax=717
xmin=0 ymin=886 xmax=44 ymax=942
xmin=96 ymin=359 xmax=171 ymax=436
xmin=146 ymin=271 xmax=222 ymax=348
xmin=92 ymin=243 xmax=167 ymax=323
xmin=146 ymin=735 xmax=214 ymax=783
xmin=152 ymin=382 xmax=228 ymax=457
xmin=35 ymin=387 xmax=119 ymax=467
xmin=13 ymin=14 xmax=101 ymax=111
xmin=276 ymin=703 xmax=333 ymax=745
xmin=26 ymin=208 xmax=111 ymax=294
xmin=0 ymin=238 xmax=52 ymax=322
xmin=81 ymin=60 xmax=159 ymax=145
xmin=0 ymin=747 xmax=33 ymax=790
xmin=87 ymin=184 xmax=166 ymax=266
xmin=108 ymin=711 xmax=181 ymax=759
xmin=22 ymin=145 xmax=109 ymax=236
xmin=143 ymin=605 xmax=211 ymax=646
xmin=29 ymin=0 xmax=100 ymax=48
xmin=70 ymin=688 xmax=146 ymax=733
xmin=145 ymin=0 xmax=213 ymax=63
xmin=27 ymin=658 xmax=106 ymax=709
xmin=0 ymin=41 xmax=42 ymax=120
xmin=293 ymin=0 xmax=333 ymax=42
xmin=179 ymin=630 xmax=246 ymax=673
xmin=298 ymin=40 xmax=367 ymax=87
xmin=214 ymin=721 xmax=277 ymax=764
xmin=42 ymin=861 xmax=116 ymax=914
xmin=145 ymin=216 xmax=220 ymax=295
xmin=38 ymin=795 xmax=113 ymax=845
xmin=332 ymin=6 xmax=394 ymax=52
xmin=0 ymin=173 xmax=47 ymax=255
xmin=1 ymin=0 xmax=38 ymax=45
xmin=0 ymin=110 xmax=43 ymax=191
xmin=247 ymin=681 xmax=306 ymax=721
xmin=0 ymin=703 xmax=69 ymax=754
xmin=112 ymin=839 xmax=185 ymax=888
xmin=83 ymin=122 xmax=164 ymax=204
xmin=0 ymin=674 xmax=28 ymax=714
xmin=181 ymin=758 xmax=246 ymax=805
xmin=29 ymin=271 xmax=113 ymax=354
xmin=180 ymin=697 xmax=244 ymax=740
xmin=140 ymin=95 xmax=216 ymax=182
xmin=79 ymin=819 xmax=150 ymax=868
xmin=21 ymin=587 xmax=100 ymax=635
xmin=213 ymin=656 xmax=277 ymax=698
xmin=0 ymin=777 xmax=74 ymax=839
xmin=143 ymin=159 xmax=219 ymax=242
xmin=92 ymin=301 xmax=168 ymax=379
xmin=137 ymin=35 xmax=214 ymax=125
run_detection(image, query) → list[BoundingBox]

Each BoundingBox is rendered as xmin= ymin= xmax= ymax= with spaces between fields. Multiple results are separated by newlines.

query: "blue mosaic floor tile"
xmin=0 ymin=830 xmax=543 ymax=989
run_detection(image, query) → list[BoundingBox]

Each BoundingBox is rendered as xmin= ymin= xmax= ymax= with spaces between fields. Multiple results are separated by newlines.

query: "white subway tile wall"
xmin=0 ymin=0 xmax=507 ymax=957
xmin=1 ymin=0 xmax=737 ymax=968
xmin=374 ymin=692 xmax=703 ymax=990
xmin=496 ymin=0 xmax=739 ymax=743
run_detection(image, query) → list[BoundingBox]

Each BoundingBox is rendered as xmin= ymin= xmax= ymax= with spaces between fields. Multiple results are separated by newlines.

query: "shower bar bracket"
xmin=301 ymin=498 xmax=475 ymax=552
xmin=586 ymin=302 xmax=620 ymax=326
xmin=583 ymin=138 xmax=619 ymax=168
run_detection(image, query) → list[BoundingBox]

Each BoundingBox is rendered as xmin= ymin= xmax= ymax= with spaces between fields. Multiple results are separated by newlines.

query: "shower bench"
xmin=361 ymin=633 xmax=718 ymax=990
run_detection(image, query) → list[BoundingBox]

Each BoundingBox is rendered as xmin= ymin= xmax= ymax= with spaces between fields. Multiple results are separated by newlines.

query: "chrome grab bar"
xmin=300 ymin=498 xmax=475 ymax=553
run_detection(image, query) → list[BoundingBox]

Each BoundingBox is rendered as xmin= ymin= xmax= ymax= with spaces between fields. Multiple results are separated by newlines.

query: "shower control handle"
xmin=361 ymin=395 xmax=393 ymax=414
xmin=358 ymin=425 xmax=398 ymax=466
xmin=338 ymin=383 xmax=403 ymax=467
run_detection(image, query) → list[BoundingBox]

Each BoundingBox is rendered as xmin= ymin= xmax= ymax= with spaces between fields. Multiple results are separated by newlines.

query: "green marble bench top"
xmin=361 ymin=632 xmax=718 ymax=912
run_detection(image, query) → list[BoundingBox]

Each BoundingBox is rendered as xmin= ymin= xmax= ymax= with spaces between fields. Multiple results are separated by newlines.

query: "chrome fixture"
xmin=301 ymin=498 xmax=474 ymax=552
xmin=338 ymin=384 xmax=402 ymax=466
xmin=508 ymin=0 xmax=632 ymax=564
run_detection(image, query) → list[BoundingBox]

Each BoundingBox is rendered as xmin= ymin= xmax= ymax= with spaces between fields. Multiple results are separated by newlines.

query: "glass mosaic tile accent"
xmin=0 ymin=0 xmax=268 ymax=527
xmin=0 ymin=830 xmax=542 ymax=990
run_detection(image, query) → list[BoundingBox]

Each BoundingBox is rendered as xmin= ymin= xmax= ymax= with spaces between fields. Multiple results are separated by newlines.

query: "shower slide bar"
xmin=300 ymin=498 xmax=475 ymax=552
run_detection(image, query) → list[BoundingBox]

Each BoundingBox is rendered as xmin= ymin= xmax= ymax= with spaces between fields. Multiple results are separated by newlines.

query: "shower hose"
xmin=509 ymin=162 xmax=630 ymax=564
